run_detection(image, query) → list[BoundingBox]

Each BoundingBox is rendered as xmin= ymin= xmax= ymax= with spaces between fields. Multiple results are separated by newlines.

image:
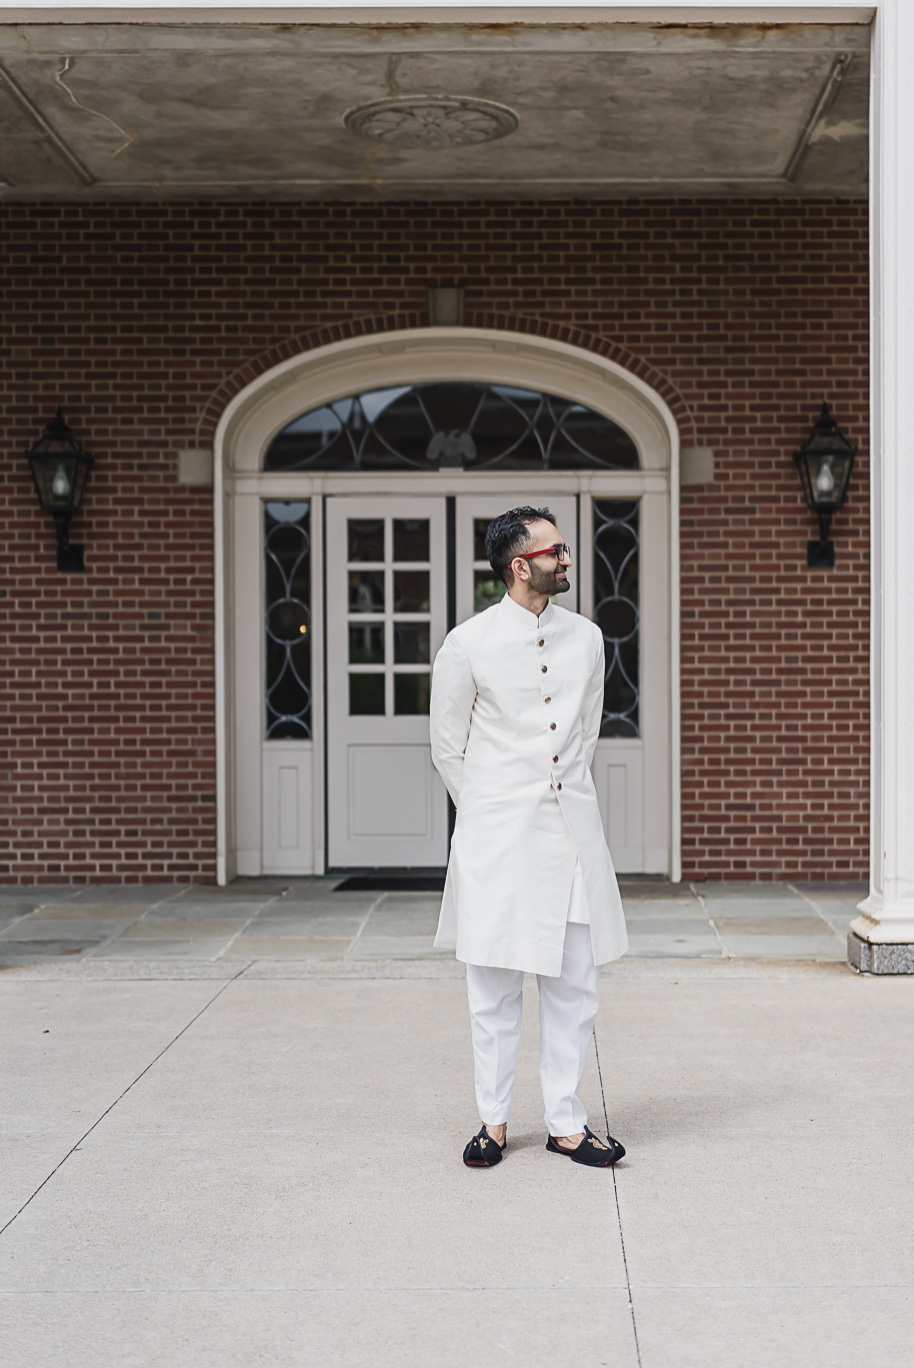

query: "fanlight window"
xmin=265 ymin=383 xmax=639 ymax=472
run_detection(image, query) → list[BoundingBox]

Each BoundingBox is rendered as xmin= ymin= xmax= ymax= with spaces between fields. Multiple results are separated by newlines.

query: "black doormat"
xmin=333 ymin=874 xmax=445 ymax=893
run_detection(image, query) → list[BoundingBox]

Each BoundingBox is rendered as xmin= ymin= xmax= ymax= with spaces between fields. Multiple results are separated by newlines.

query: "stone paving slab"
xmin=624 ymin=935 xmax=721 ymax=959
xmin=0 ymin=880 xmax=867 ymax=968
xmin=29 ymin=904 xmax=149 ymax=922
xmin=91 ymin=938 xmax=235 ymax=960
xmin=64 ymin=886 xmax=192 ymax=904
xmin=157 ymin=901 xmax=274 ymax=917
xmin=622 ymin=898 xmax=710 ymax=918
xmin=115 ymin=919 xmax=249 ymax=940
xmin=221 ymin=937 xmax=354 ymax=959
xmin=716 ymin=935 xmax=846 ymax=960
xmin=712 ymin=915 xmax=835 ymax=935
xmin=0 ymin=939 xmax=110 ymax=960
xmin=701 ymin=901 xmax=833 ymax=920
xmin=349 ymin=935 xmax=454 ymax=959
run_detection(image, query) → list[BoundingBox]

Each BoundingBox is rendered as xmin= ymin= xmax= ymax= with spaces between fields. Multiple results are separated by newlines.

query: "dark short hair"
xmin=485 ymin=506 xmax=556 ymax=585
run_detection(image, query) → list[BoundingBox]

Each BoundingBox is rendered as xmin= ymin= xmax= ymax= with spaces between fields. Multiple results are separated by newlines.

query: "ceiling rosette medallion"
xmin=343 ymin=96 xmax=519 ymax=149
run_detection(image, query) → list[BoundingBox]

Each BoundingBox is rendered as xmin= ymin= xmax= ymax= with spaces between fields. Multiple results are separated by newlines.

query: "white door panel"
xmin=262 ymin=746 xmax=314 ymax=873
xmin=593 ymin=741 xmax=644 ymax=873
xmin=326 ymin=497 xmax=448 ymax=868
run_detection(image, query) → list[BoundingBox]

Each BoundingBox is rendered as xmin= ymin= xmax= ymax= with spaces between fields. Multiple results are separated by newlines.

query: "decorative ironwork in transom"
xmin=265 ymin=383 xmax=639 ymax=473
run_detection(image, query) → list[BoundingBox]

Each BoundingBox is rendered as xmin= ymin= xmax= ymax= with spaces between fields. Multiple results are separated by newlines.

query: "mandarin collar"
xmin=498 ymin=593 xmax=555 ymax=630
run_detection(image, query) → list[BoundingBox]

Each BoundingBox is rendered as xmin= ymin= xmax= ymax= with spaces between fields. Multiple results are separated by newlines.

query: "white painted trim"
xmin=852 ymin=0 xmax=914 ymax=945
xmin=310 ymin=495 xmax=326 ymax=875
xmin=217 ymin=329 xmax=676 ymax=475
xmin=233 ymin=492 xmax=265 ymax=876
xmin=214 ymin=326 xmax=681 ymax=883
xmin=669 ymin=410 xmax=682 ymax=883
xmin=233 ymin=470 xmax=670 ymax=498
xmin=214 ymin=409 xmax=229 ymax=885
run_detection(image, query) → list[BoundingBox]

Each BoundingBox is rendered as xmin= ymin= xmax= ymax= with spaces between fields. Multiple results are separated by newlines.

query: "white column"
xmin=849 ymin=0 xmax=914 ymax=970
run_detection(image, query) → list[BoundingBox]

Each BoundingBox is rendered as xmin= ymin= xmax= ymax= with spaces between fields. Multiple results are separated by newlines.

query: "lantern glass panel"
xmin=71 ymin=459 xmax=90 ymax=510
xmin=31 ymin=455 xmax=80 ymax=512
xmin=801 ymin=451 xmax=852 ymax=510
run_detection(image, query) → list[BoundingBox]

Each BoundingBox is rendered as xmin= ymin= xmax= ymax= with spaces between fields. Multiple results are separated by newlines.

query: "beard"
xmin=528 ymin=560 xmax=570 ymax=597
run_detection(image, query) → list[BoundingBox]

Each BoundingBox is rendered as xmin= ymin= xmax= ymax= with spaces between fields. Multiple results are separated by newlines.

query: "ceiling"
xmin=0 ymin=20 xmax=871 ymax=200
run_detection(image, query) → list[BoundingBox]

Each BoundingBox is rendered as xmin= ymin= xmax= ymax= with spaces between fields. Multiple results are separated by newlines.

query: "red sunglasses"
xmin=515 ymin=542 xmax=571 ymax=562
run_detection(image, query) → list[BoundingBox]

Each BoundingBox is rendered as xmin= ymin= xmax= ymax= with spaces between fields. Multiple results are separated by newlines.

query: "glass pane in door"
xmin=264 ymin=501 xmax=312 ymax=740
xmin=393 ymin=519 xmax=430 ymax=561
xmin=593 ymin=499 xmax=640 ymax=738
xmin=393 ymin=624 xmax=430 ymax=664
xmin=349 ymin=674 xmax=385 ymax=715
xmin=348 ymin=519 xmax=384 ymax=562
xmin=348 ymin=570 xmax=384 ymax=612
xmin=393 ymin=570 xmax=430 ymax=612
xmin=349 ymin=624 xmax=384 ymax=665
xmin=473 ymin=572 xmax=503 ymax=614
xmin=394 ymin=673 xmax=431 ymax=715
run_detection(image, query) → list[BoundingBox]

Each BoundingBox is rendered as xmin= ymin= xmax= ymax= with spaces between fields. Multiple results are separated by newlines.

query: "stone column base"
xmin=847 ymin=933 xmax=914 ymax=974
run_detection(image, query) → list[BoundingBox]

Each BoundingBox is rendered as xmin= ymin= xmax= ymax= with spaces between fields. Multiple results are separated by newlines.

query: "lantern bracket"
xmin=53 ymin=513 xmax=85 ymax=573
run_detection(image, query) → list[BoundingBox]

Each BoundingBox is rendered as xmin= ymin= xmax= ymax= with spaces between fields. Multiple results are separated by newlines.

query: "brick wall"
xmin=0 ymin=200 xmax=869 ymax=883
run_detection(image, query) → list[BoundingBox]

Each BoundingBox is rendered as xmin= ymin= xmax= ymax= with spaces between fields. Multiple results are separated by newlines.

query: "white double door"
xmin=325 ymin=493 xmax=577 ymax=868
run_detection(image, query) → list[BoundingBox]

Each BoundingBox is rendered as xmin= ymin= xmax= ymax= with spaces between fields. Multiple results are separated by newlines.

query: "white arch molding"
xmin=213 ymin=327 xmax=681 ymax=884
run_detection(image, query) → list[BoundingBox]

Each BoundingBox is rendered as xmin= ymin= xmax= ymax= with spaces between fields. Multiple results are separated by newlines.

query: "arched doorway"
xmin=214 ymin=329 xmax=680 ymax=883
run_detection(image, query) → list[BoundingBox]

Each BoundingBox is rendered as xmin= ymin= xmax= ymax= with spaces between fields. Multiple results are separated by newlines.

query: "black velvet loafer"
xmin=546 ymin=1125 xmax=625 ymax=1167
xmin=463 ymin=1124 xmax=507 ymax=1167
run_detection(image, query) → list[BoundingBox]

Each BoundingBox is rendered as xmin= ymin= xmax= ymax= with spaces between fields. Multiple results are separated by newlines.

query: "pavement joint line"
xmin=0 ymin=893 xmax=154 ymax=959
xmin=346 ymin=891 xmax=393 ymax=958
xmin=0 ymin=963 xmax=250 ymax=1243
xmin=81 ymin=885 xmax=202 ymax=960
xmin=81 ymin=910 xmax=148 ymax=960
xmin=788 ymin=882 xmax=847 ymax=941
xmin=0 ymin=911 xmax=33 ymax=937
xmin=216 ymin=889 xmax=293 ymax=959
xmin=0 ymin=1283 xmax=632 ymax=1294
xmin=593 ymin=1026 xmax=642 ymax=1368
xmin=689 ymin=882 xmax=729 ymax=959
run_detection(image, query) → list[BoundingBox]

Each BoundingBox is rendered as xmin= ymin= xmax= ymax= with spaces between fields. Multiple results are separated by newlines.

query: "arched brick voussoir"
xmin=194 ymin=312 xmax=697 ymax=449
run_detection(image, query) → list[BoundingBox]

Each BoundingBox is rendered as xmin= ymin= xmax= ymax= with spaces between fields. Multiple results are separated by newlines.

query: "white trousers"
xmin=465 ymin=921 xmax=601 ymax=1137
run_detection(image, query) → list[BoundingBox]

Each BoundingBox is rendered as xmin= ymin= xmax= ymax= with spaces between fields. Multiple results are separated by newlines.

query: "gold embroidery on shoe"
xmin=588 ymin=1136 xmax=609 ymax=1149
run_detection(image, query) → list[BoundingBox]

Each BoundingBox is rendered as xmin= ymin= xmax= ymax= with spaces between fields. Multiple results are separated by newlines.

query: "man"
xmin=430 ymin=506 xmax=629 ymax=1169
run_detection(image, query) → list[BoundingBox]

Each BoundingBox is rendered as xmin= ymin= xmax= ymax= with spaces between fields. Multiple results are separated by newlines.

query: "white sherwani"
xmin=430 ymin=593 xmax=629 ymax=976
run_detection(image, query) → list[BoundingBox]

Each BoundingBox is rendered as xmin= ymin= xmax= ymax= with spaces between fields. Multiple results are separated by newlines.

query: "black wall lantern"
xmin=794 ymin=402 xmax=856 ymax=568
xmin=26 ymin=409 xmax=93 ymax=572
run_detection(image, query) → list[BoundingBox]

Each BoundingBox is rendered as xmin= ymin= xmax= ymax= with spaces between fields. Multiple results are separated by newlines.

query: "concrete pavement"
xmin=1 ymin=880 xmax=912 ymax=1366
